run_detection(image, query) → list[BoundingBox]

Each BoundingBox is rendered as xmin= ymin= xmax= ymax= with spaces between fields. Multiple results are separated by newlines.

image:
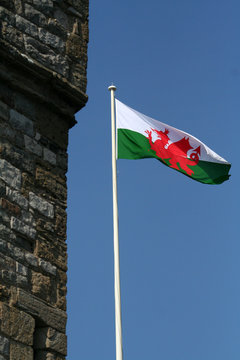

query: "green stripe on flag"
xmin=117 ymin=129 xmax=231 ymax=185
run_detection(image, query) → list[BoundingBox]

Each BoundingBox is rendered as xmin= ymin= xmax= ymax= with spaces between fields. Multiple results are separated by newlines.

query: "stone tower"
xmin=0 ymin=1 xmax=88 ymax=359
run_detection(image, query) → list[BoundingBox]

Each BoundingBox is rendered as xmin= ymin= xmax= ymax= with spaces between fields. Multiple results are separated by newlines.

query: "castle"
xmin=0 ymin=1 xmax=89 ymax=358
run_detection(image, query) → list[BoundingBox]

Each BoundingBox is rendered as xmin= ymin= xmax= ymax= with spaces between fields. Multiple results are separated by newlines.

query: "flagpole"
xmin=108 ymin=85 xmax=123 ymax=360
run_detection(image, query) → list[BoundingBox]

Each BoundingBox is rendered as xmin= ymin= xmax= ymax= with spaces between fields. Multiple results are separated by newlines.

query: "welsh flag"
xmin=116 ymin=99 xmax=231 ymax=185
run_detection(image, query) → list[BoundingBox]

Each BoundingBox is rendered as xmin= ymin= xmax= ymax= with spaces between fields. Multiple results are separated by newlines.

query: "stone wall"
xmin=0 ymin=1 xmax=89 ymax=359
xmin=0 ymin=0 xmax=88 ymax=93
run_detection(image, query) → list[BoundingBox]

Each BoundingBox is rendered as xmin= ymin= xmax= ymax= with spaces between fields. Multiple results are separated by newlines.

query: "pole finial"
xmin=108 ymin=84 xmax=116 ymax=91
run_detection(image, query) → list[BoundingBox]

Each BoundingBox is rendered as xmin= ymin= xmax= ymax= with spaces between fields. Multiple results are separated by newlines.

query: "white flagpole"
xmin=108 ymin=85 xmax=123 ymax=360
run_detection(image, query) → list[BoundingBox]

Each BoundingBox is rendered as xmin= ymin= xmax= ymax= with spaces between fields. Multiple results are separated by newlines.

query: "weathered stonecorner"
xmin=0 ymin=1 xmax=89 ymax=359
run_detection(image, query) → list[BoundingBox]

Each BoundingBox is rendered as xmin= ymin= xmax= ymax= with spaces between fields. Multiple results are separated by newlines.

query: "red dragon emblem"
xmin=145 ymin=128 xmax=201 ymax=176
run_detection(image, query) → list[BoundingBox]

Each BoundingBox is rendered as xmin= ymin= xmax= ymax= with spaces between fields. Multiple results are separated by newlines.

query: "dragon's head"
xmin=152 ymin=128 xmax=169 ymax=144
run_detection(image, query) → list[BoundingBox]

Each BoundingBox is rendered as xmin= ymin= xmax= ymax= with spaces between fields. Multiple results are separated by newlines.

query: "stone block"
xmin=3 ymin=25 xmax=24 ymax=48
xmin=0 ymin=302 xmax=35 ymax=346
xmin=24 ymin=35 xmax=69 ymax=77
xmin=35 ymin=167 xmax=67 ymax=203
xmin=9 ymin=109 xmax=34 ymax=137
xmin=0 ymin=22 xmax=24 ymax=49
xmin=29 ymin=192 xmax=54 ymax=218
xmin=6 ymin=187 xmax=29 ymax=210
xmin=0 ymin=224 xmax=16 ymax=242
xmin=34 ymin=327 xmax=67 ymax=355
xmin=21 ymin=210 xmax=36 ymax=227
xmin=0 ymin=253 xmax=15 ymax=271
xmin=39 ymin=259 xmax=57 ymax=276
xmin=36 ymin=218 xmax=55 ymax=237
xmin=0 ymin=140 xmax=20 ymax=169
xmin=14 ymin=92 xmax=37 ymax=121
xmin=24 ymin=134 xmax=42 ymax=156
xmin=0 ymin=198 xmax=21 ymax=216
xmin=16 ymin=262 xmax=28 ymax=276
xmin=24 ymin=3 xmax=47 ymax=26
xmin=24 ymin=34 xmax=50 ymax=56
xmin=1 ymin=270 xmax=16 ymax=285
xmin=7 ymin=242 xmax=25 ymax=262
xmin=38 ymin=28 xmax=64 ymax=52
xmin=16 ymin=273 xmax=29 ymax=289
xmin=53 ymin=8 xmax=69 ymax=30
xmin=0 ymin=334 xmax=9 ymax=356
xmin=43 ymin=148 xmax=57 ymax=165
xmin=15 ymin=14 xmax=38 ymax=38
xmin=0 ymin=6 xmax=15 ymax=26
xmin=31 ymin=271 xmax=52 ymax=301
xmin=14 ymin=0 xmax=24 ymax=15
xmin=35 ymin=238 xmax=67 ymax=271
xmin=0 ymin=159 xmax=21 ymax=189
xmin=46 ymin=18 xmax=67 ymax=39
xmin=25 ymin=252 xmax=38 ymax=267
xmin=10 ymin=216 xmax=36 ymax=239
xmin=0 ymin=208 xmax=10 ymax=224
xmin=10 ymin=342 xmax=33 ymax=360
xmin=66 ymin=33 xmax=82 ymax=59
xmin=32 ymin=0 xmax=53 ymax=16
xmin=0 ymin=140 xmax=34 ymax=175
xmin=12 ymin=288 xmax=67 ymax=332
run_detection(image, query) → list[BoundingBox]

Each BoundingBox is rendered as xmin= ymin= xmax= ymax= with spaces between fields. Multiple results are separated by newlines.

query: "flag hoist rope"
xmin=108 ymin=85 xmax=123 ymax=360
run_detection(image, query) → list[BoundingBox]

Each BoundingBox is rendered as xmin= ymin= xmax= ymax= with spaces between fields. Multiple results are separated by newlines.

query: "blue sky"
xmin=67 ymin=1 xmax=239 ymax=359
